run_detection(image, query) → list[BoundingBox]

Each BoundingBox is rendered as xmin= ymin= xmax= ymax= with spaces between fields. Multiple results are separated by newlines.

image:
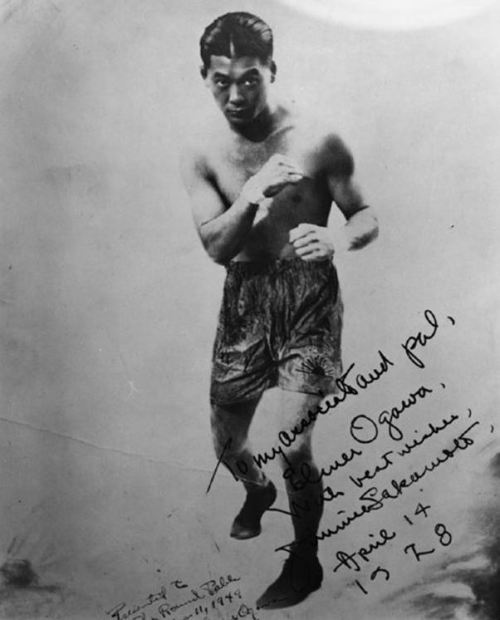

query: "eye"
xmin=213 ymin=77 xmax=229 ymax=88
xmin=242 ymin=77 xmax=259 ymax=87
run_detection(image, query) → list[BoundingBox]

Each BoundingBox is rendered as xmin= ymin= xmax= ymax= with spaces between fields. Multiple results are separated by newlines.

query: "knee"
xmin=281 ymin=437 xmax=313 ymax=467
xmin=210 ymin=422 xmax=238 ymax=459
xmin=280 ymin=441 xmax=320 ymax=489
xmin=283 ymin=457 xmax=322 ymax=495
xmin=287 ymin=447 xmax=311 ymax=470
xmin=210 ymin=414 xmax=244 ymax=460
xmin=210 ymin=414 xmax=222 ymax=445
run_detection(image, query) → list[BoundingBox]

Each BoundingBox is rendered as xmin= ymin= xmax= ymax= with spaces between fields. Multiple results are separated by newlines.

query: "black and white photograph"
xmin=0 ymin=1 xmax=499 ymax=619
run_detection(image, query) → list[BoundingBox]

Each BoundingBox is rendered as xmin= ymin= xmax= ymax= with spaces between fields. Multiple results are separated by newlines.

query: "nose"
xmin=228 ymin=83 xmax=244 ymax=106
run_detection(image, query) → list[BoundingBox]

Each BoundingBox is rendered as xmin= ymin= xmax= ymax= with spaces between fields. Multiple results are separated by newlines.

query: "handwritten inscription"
xmin=235 ymin=309 xmax=442 ymax=470
xmin=352 ymin=508 xmax=456 ymax=597
xmin=294 ymin=419 xmax=479 ymax=545
xmin=332 ymin=528 xmax=397 ymax=573
xmin=401 ymin=309 xmax=439 ymax=369
xmin=205 ymin=309 xmax=483 ymax=602
xmin=105 ymin=574 xmax=260 ymax=620
xmin=283 ymin=447 xmax=362 ymax=491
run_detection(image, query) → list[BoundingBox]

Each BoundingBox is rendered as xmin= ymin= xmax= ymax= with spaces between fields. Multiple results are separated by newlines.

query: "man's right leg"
xmin=211 ymin=397 xmax=277 ymax=539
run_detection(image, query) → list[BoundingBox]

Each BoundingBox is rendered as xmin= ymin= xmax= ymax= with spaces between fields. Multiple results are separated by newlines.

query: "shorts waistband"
xmin=225 ymin=257 xmax=334 ymax=276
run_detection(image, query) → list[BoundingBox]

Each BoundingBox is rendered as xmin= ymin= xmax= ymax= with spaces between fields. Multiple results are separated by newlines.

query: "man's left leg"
xmin=257 ymin=390 xmax=324 ymax=610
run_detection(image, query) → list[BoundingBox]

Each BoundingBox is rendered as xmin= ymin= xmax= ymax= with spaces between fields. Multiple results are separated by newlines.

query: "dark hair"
xmin=200 ymin=12 xmax=273 ymax=76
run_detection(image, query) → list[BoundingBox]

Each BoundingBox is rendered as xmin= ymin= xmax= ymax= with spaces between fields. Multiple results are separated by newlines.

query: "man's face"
xmin=203 ymin=55 xmax=275 ymax=127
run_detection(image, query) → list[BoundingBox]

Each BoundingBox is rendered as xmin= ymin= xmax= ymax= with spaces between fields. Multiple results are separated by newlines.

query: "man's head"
xmin=200 ymin=12 xmax=277 ymax=127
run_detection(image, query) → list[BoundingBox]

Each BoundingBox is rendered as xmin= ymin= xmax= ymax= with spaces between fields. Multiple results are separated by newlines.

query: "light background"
xmin=0 ymin=1 xmax=499 ymax=618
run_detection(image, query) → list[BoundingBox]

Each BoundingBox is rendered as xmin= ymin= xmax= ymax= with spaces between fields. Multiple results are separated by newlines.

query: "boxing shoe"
xmin=230 ymin=480 xmax=277 ymax=540
xmin=256 ymin=549 xmax=323 ymax=609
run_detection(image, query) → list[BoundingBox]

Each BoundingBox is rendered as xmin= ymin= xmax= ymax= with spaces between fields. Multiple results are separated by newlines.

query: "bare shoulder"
xmin=292 ymin=107 xmax=355 ymax=177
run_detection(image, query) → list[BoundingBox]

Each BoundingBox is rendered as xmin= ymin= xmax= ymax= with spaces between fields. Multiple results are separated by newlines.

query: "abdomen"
xmin=234 ymin=179 xmax=332 ymax=261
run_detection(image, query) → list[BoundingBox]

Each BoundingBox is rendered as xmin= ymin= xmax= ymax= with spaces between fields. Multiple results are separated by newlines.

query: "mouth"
xmin=226 ymin=108 xmax=250 ymax=120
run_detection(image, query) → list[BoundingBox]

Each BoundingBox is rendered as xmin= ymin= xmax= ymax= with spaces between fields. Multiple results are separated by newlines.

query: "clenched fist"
xmin=241 ymin=154 xmax=304 ymax=205
xmin=289 ymin=223 xmax=335 ymax=262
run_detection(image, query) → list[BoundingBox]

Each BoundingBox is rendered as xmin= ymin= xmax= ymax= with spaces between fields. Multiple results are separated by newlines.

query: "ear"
xmin=270 ymin=61 xmax=277 ymax=83
xmin=200 ymin=65 xmax=207 ymax=80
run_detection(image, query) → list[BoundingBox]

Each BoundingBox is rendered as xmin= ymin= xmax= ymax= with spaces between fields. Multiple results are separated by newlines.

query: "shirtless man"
xmin=181 ymin=12 xmax=378 ymax=609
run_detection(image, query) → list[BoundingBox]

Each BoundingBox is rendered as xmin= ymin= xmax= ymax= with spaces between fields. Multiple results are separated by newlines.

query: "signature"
xmin=106 ymin=574 xmax=242 ymax=620
xmin=294 ymin=420 xmax=480 ymax=546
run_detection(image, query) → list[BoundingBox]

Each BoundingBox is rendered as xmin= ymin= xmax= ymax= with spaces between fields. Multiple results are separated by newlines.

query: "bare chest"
xmin=206 ymin=129 xmax=325 ymax=204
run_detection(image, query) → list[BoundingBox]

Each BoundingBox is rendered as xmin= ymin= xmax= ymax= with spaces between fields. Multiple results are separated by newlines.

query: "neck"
xmin=231 ymin=103 xmax=281 ymax=142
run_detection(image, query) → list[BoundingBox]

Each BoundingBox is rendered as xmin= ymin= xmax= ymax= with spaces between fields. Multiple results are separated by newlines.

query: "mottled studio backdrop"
xmin=0 ymin=1 xmax=499 ymax=619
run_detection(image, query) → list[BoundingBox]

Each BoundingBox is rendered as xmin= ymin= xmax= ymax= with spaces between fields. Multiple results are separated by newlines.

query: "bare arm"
xmin=326 ymin=136 xmax=378 ymax=252
xmin=290 ymin=135 xmax=378 ymax=260
xmin=180 ymin=149 xmax=259 ymax=264
xmin=181 ymin=149 xmax=304 ymax=264
xmin=329 ymin=175 xmax=379 ymax=253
